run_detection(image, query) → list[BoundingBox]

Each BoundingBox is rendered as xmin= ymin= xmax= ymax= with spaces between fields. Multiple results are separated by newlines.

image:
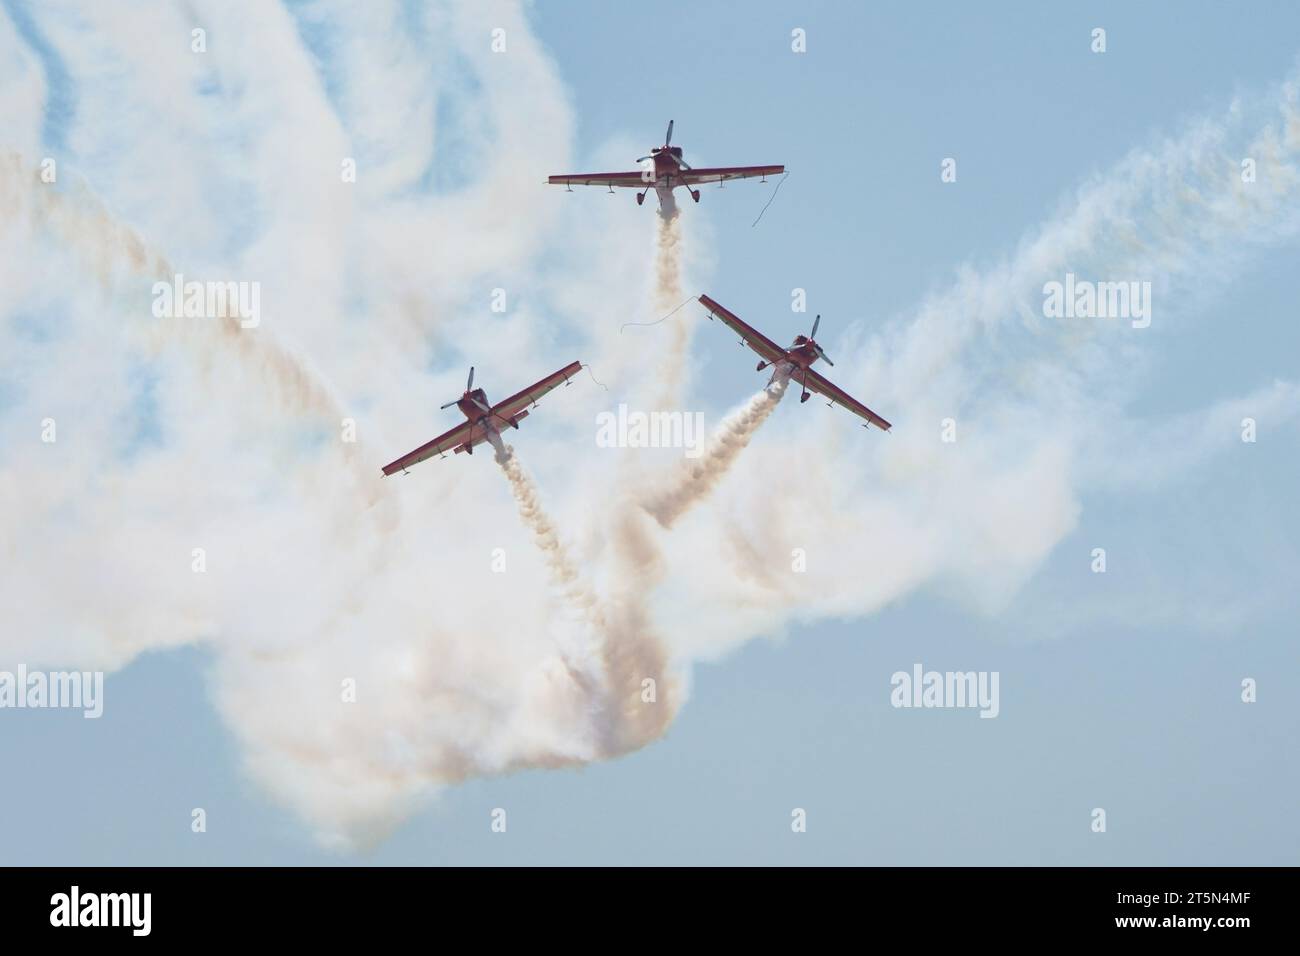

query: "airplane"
xmin=547 ymin=120 xmax=784 ymax=209
xmin=698 ymin=294 xmax=892 ymax=431
xmin=381 ymin=361 xmax=582 ymax=475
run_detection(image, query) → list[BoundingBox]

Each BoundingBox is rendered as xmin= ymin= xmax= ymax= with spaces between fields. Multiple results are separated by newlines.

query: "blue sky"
xmin=1 ymin=1 xmax=1297 ymax=865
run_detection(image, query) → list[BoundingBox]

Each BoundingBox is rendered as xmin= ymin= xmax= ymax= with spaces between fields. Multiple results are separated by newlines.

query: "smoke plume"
xmin=495 ymin=440 xmax=677 ymax=756
xmin=643 ymin=372 xmax=791 ymax=528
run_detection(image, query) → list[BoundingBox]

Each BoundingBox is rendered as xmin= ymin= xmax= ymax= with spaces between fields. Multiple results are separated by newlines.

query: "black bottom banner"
xmin=0 ymin=865 xmax=1284 ymax=942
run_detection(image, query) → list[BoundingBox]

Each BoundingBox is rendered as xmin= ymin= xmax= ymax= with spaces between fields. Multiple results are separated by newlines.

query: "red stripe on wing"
xmin=679 ymin=164 xmax=784 ymax=185
xmin=802 ymin=367 xmax=892 ymax=431
xmin=698 ymin=294 xmax=787 ymax=364
xmin=490 ymin=361 xmax=583 ymax=421
xmin=381 ymin=419 xmax=474 ymax=475
xmin=547 ymin=172 xmax=650 ymax=188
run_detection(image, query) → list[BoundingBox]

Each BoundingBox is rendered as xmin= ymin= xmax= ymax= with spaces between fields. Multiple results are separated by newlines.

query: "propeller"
xmin=440 ymin=366 xmax=476 ymax=409
xmin=808 ymin=315 xmax=834 ymax=366
xmin=465 ymin=367 xmax=493 ymax=414
xmin=639 ymin=151 xmax=690 ymax=169
xmin=637 ymin=121 xmax=684 ymax=167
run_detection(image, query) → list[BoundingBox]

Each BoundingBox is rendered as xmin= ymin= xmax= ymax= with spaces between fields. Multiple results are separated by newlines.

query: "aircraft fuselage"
xmin=455 ymin=387 xmax=492 ymax=423
xmin=642 ymin=147 xmax=700 ymax=208
xmin=759 ymin=336 xmax=825 ymax=401
xmin=784 ymin=335 xmax=821 ymax=369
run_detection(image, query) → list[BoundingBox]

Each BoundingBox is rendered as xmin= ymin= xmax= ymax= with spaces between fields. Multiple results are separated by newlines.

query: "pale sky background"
xmin=0 ymin=0 xmax=1297 ymax=865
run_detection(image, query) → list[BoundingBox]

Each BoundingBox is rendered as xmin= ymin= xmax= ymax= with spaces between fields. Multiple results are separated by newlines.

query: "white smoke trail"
xmin=494 ymin=439 xmax=676 ymax=754
xmin=644 ymin=371 xmax=791 ymax=528
xmin=600 ymin=501 xmax=679 ymax=750
xmin=565 ymin=203 xmax=690 ymax=752
xmin=490 ymin=439 xmax=617 ymax=751
xmin=654 ymin=208 xmax=683 ymax=308
xmin=494 ymin=440 xmax=600 ymax=617
xmin=0 ymin=153 xmax=394 ymax=527
xmin=648 ymin=207 xmax=688 ymax=407
xmin=657 ymin=190 xmax=679 ymax=222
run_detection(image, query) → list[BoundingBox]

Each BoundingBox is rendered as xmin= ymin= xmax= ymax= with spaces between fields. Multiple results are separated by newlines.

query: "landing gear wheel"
xmin=691 ymin=189 xmax=701 ymax=203
xmin=636 ymin=192 xmax=645 ymax=206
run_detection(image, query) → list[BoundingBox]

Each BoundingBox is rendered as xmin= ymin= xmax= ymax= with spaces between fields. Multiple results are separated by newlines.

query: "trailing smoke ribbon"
xmin=751 ymin=171 xmax=788 ymax=227
xmin=620 ymin=297 xmax=695 ymax=333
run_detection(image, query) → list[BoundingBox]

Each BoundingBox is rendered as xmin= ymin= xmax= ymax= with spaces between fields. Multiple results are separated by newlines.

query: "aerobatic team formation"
xmin=381 ymin=120 xmax=891 ymax=477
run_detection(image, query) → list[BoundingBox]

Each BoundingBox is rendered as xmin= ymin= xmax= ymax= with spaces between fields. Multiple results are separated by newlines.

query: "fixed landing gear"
xmin=636 ymin=190 xmax=647 ymax=206
xmin=756 ymin=360 xmax=768 ymax=372
xmin=690 ymin=189 xmax=701 ymax=203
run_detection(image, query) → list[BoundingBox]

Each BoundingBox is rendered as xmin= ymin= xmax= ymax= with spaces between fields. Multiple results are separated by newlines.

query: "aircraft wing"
xmin=698 ymin=294 xmax=787 ymax=365
xmin=381 ymin=419 xmax=474 ymax=475
xmin=489 ymin=360 xmax=584 ymax=422
xmin=679 ymin=164 xmax=784 ymax=186
xmin=800 ymin=367 xmax=893 ymax=431
xmin=548 ymin=171 xmax=650 ymax=189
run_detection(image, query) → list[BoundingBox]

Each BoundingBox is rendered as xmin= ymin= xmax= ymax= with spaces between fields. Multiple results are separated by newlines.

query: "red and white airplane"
xmin=381 ymin=361 xmax=582 ymax=475
xmin=548 ymin=120 xmax=784 ymax=209
xmin=699 ymin=294 xmax=892 ymax=431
